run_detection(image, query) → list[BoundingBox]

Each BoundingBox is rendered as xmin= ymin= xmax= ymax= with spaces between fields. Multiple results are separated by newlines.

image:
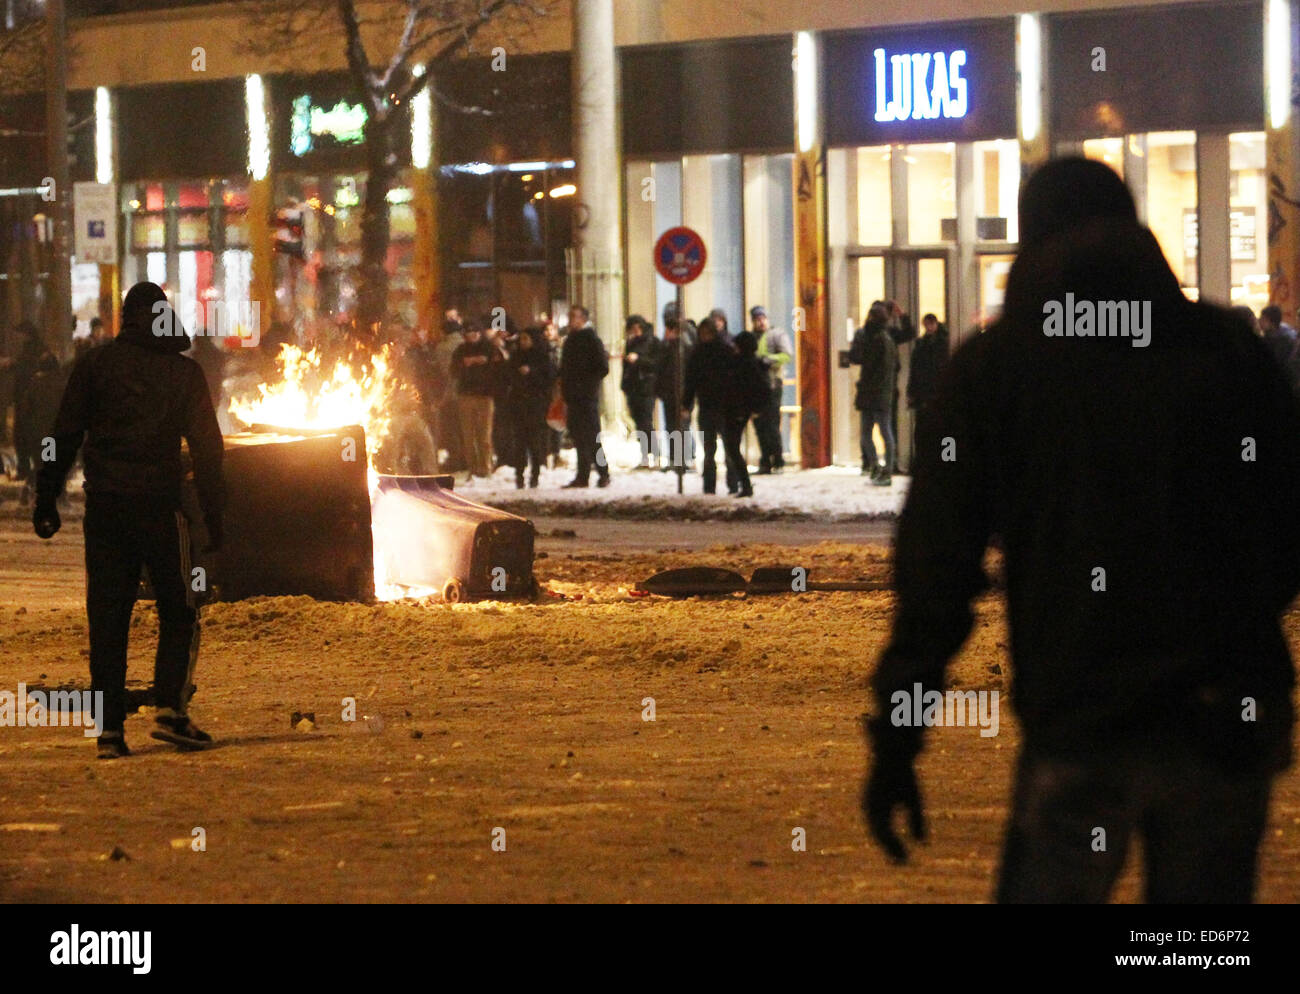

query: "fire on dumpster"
xmin=192 ymin=344 xmax=536 ymax=604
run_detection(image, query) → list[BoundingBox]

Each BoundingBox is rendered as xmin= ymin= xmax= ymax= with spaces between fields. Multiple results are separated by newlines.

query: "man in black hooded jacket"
xmin=863 ymin=159 xmax=1300 ymax=903
xmin=34 ymin=282 xmax=225 ymax=759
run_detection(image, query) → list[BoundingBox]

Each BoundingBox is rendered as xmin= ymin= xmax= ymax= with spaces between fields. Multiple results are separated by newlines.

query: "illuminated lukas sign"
xmin=290 ymin=95 xmax=367 ymax=156
xmin=873 ymin=48 xmax=968 ymax=122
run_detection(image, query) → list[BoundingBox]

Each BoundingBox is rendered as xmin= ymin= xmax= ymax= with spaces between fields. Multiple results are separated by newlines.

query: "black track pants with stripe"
xmin=84 ymin=492 xmax=200 ymax=734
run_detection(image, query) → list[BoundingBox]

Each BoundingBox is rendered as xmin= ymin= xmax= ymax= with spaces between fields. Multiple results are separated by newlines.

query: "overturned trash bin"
xmin=371 ymin=474 xmax=537 ymax=602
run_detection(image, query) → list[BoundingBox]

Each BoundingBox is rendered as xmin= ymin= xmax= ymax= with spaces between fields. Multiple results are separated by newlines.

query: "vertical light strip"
xmin=411 ymin=64 xmax=432 ymax=169
xmin=94 ymin=86 xmax=112 ymax=184
xmin=1268 ymin=0 xmax=1292 ymax=130
xmin=796 ymin=31 xmax=818 ymax=154
xmin=245 ymin=74 xmax=269 ymax=180
xmin=1017 ymin=13 xmax=1042 ymax=144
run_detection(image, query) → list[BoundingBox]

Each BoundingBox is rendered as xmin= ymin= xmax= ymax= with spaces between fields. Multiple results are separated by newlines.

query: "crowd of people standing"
xmin=397 ymin=302 xmax=793 ymax=496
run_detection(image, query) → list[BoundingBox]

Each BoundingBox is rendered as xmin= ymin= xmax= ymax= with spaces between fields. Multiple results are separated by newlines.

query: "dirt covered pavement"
xmin=1 ymin=509 xmax=1299 ymax=903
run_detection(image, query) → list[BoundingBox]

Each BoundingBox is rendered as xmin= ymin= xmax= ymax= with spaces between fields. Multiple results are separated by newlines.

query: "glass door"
xmin=846 ymin=250 xmax=949 ymax=474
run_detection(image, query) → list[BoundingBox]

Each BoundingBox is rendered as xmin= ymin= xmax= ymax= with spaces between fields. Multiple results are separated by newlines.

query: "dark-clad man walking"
xmin=560 ymin=305 xmax=610 ymax=488
xmin=850 ymin=302 xmax=899 ymax=486
xmin=34 ymin=282 xmax=225 ymax=759
xmin=863 ymin=159 xmax=1300 ymax=903
xmin=621 ymin=315 xmax=659 ymax=469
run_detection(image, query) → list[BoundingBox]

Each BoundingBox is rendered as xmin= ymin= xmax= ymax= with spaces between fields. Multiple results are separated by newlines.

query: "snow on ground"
xmin=456 ymin=462 xmax=909 ymax=521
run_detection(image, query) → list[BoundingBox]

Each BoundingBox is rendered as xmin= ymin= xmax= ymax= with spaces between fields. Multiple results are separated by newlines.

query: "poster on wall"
xmin=73 ymin=182 xmax=117 ymax=265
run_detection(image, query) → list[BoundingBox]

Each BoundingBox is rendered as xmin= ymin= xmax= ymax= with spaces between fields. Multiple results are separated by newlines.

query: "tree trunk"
xmin=357 ymin=115 xmax=396 ymax=334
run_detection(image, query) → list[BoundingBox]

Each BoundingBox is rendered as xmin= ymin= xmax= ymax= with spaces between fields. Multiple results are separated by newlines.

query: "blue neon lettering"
xmin=872 ymin=48 xmax=969 ymax=122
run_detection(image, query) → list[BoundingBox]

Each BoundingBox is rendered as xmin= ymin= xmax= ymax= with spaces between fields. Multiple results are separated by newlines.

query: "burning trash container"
xmin=182 ymin=425 xmax=536 ymax=603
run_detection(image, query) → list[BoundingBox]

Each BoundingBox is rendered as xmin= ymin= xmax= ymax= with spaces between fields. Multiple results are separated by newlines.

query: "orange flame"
xmin=227 ymin=343 xmax=433 ymax=602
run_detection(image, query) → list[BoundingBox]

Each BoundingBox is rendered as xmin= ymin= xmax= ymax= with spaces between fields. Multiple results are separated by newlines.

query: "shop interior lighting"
xmin=1269 ymin=0 xmax=1291 ymax=130
xmin=245 ymin=74 xmax=270 ymax=181
xmin=94 ymin=86 xmax=112 ymax=185
xmin=796 ymin=32 xmax=818 ymax=154
xmin=1017 ymin=14 xmax=1042 ymax=144
xmin=411 ymin=64 xmax=432 ymax=170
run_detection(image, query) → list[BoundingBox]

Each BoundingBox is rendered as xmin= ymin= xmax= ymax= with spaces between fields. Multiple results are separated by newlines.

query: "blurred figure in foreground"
xmin=864 ymin=158 xmax=1300 ymax=903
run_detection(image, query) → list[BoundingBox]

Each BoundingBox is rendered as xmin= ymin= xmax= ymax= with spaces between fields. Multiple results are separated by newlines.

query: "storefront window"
xmin=1144 ymin=131 xmax=1198 ymax=293
xmin=273 ymin=172 xmax=418 ymax=327
xmin=177 ymin=213 xmax=210 ymax=246
xmin=1229 ymin=131 xmax=1268 ymax=314
xmin=978 ymin=254 xmax=1015 ymax=324
xmin=131 ymin=214 xmax=165 ymax=251
xmin=855 ymin=146 xmax=892 ymax=245
xmin=681 ymin=153 xmax=743 ymax=323
xmin=1083 ymin=137 xmax=1124 ymax=178
xmin=146 ymin=252 xmax=166 ymax=287
xmin=918 ymin=257 xmax=947 ymax=323
xmin=122 ymin=179 xmax=252 ymax=334
xmin=855 ymin=256 xmax=885 ymax=324
xmin=906 ymin=142 xmax=955 ymax=244
xmin=973 ymin=139 xmax=1019 ymax=242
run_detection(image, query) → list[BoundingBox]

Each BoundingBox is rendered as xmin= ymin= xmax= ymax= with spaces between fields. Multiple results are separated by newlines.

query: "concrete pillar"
xmin=1266 ymin=0 xmax=1300 ymax=317
xmin=572 ymin=0 xmax=625 ymax=432
xmin=827 ymin=147 xmax=853 ymax=466
xmin=1124 ymin=134 xmax=1149 ymax=224
xmin=954 ymin=142 xmax=978 ymax=345
xmin=1197 ymin=133 xmax=1231 ymax=305
xmin=890 ymin=143 xmax=909 ymax=246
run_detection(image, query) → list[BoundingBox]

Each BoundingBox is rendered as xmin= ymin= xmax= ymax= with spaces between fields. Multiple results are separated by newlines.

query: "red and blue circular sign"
xmin=654 ymin=226 xmax=708 ymax=285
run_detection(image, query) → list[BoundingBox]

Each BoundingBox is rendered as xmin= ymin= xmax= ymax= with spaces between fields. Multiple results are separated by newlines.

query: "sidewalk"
xmin=461 ymin=463 xmax=909 ymax=521
xmin=1 ymin=448 xmax=909 ymax=522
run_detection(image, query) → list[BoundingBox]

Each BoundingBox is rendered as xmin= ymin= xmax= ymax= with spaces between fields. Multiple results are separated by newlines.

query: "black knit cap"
xmin=1018 ymin=157 xmax=1138 ymax=250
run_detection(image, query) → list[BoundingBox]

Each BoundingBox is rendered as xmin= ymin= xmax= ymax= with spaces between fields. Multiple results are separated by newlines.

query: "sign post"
xmin=653 ymin=226 xmax=707 ymax=495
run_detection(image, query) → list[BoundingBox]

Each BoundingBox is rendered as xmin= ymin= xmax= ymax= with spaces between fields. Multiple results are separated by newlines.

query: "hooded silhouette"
xmin=864 ymin=158 xmax=1300 ymax=903
xmin=34 ymin=281 xmax=225 ymax=756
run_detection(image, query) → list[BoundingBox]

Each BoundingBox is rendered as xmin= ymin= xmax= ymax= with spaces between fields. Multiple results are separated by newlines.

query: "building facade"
xmin=12 ymin=0 xmax=1279 ymax=467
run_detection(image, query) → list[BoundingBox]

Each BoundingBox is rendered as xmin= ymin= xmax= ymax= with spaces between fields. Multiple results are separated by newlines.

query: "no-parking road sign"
xmin=654 ymin=226 xmax=708 ymax=285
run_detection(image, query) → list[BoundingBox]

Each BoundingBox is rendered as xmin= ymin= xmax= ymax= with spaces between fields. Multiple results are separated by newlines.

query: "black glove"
xmin=202 ymin=514 xmax=224 ymax=554
xmin=862 ymin=713 xmax=926 ymax=864
xmin=32 ymin=501 xmax=61 ymax=540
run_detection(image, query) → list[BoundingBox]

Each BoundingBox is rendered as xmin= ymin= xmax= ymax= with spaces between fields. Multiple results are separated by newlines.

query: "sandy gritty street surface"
xmin=1 ymin=503 xmax=1298 ymax=903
